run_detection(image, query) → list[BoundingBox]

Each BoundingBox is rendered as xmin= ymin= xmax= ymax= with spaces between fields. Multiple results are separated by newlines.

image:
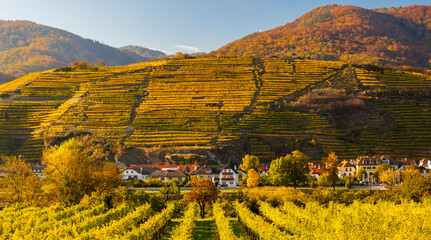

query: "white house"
xmin=191 ymin=165 xmax=239 ymax=187
xmin=338 ymin=161 xmax=356 ymax=178
xmin=122 ymin=166 xmax=159 ymax=180
xmin=30 ymin=163 xmax=46 ymax=178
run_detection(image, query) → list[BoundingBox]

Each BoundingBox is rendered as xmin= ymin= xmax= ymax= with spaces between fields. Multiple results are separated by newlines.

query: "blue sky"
xmin=0 ymin=0 xmax=429 ymax=54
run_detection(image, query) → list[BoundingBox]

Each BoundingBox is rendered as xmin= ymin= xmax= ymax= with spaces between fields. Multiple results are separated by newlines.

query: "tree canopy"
xmin=321 ymin=152 xmax=339 ymax=190
xmin=186 ymin=178 xmax=219 ymax=218
xmin=269 ymin=150 xmax=309 ymax=188
xmin=240 ymin=154 xmax=260 ymax=173
xmin=247 ymin=169 xmax=259 ymax=188
xmin=0 ymin=155 xmax=40 ymax=204
xmin=42 ymin=137 xmax=121 ymax=205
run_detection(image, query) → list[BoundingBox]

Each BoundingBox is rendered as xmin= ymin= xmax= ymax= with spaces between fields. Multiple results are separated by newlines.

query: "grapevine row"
xmin=234 ymin=201 xmax=292 ymax=240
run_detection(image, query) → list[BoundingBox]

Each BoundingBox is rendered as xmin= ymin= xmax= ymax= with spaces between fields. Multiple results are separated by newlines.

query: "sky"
xmin=0 ymin=0 xmax=429 ymax=54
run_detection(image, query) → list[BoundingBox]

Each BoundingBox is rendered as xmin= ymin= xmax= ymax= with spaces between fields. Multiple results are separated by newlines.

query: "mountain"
xmin=0 ymin=57 xmax=430 ymax=164
xmin=119 ymin=45 xmax=166 ymax=59
xmin=0 ymin=20 xmax=160 ymax=79
xmin=211 ymin=5 xmax=431 ymax=69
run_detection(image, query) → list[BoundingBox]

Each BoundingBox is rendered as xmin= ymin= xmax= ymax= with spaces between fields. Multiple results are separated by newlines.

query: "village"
xmin=17 ymin=154 xmax=431 ymax=188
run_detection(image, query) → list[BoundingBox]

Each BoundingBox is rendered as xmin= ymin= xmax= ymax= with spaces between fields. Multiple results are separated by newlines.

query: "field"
xmin=0 ymin=57 xmax=430 ymax=162
xmin=1 ymin=197 xmax=430 ymax=239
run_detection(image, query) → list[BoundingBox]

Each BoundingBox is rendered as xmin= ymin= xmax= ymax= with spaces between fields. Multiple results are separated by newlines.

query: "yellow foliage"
xmin=247 ymin=169 xmax=259 ymax=188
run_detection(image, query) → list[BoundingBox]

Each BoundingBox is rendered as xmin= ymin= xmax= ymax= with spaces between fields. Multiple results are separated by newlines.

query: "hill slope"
xmin=119 ymin=45 xmax=166 ymax=59
xmin=0 ymin=20 xmax=159 ymax=78
xmin=211 ymin=5 xmax=431 ymax=69
xmin=0 ymin=57 xmax=430 ymax=164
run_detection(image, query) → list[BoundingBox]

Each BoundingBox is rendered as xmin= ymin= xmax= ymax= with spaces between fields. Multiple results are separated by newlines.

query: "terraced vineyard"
xmin=0 ymin=57 xmax=430 ymax=162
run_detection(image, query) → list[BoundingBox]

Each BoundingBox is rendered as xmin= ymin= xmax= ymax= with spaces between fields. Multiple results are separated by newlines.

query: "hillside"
xmin=0 ymin=20 xmax=158 ymax=79
xmin=119 ymin=45 xmax=166 ymax=59
xmin=0 ymin=57 xmax=430 ymax=164
xmin=211 ymin=5 xmax=431 ymax=69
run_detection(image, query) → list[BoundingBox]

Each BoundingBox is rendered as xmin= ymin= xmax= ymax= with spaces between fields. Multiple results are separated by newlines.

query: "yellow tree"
xmin=321 ymin=152 xmax=339 ymax=190
xmin=379 ymin=168 xmax=397 ymax=185
xmin=247 ymin=169 xmax=259 ymax=188
xmin=0 ymin=155 xmax=40 ymax=204
xmin=240 ymin=154 xmax=260 ymax=173
xmin=43 ymin=138 xmax=121 ymax=205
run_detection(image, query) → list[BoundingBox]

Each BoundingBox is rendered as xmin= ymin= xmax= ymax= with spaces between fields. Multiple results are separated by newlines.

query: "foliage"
xmin=0 ymin=20 xmax=152 ymax=77
xmin=158 ymin=182 xmax=181 ymax=206
xmin=211 ymin=5 xmax=431 ymax=68
xmin=0 ymin=154 xmax=40 ymax=204
xmin=373 ymin=163 xmax=392 ymax=182
xmin=356 ymin=166 xmax=366 ymax=181
xmin=169 ymin=202 xmax=198 ymax=240
xmin=213 ymin=202 xmax=244 ymax=240
xmin=42 ymin=138 xmax=121 ymax=205
xmin=186 ymin=178 xmax=219 ymax=218
xmin=399 ymin=167 xmax=430 ymax=201
xmin=246 ymin=169 xmax=259 ymax=188
xmin=321 ymin=152 xmax=339 ymax=190
xmin=235 ymin=201 xmax=291 ymax=239
xmin=239 ymin=154 xmax=260 ymax=173
xmin=269 ymin=150 xmax=309 ymax=188
xmin=379 ymin=168 xmax=397 ymax=185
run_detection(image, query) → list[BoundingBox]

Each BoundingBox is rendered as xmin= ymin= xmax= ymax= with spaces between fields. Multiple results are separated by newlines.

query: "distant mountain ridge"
xmin=119 ymin=45 xmax=166 ymax=59
xmin=211 ymin=4 xmax=431 ymax=69
xmin=0 ymin=20 xmax=165 ymax=80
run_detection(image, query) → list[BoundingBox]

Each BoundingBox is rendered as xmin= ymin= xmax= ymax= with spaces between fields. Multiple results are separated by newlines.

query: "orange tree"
xmin=186 ymin=178 xmax=219 ymax=218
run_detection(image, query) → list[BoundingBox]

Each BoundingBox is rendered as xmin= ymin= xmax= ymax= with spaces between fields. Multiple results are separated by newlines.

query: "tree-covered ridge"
xmin=0 ymin=57 xmax=430 ymax=164
xmin=211 ymin=5 xmax=431 ymax=69
xmin=119 ymin=45 xmax=167 ymax=59
xmin=0 ymin=20 xmax=159 ymax=78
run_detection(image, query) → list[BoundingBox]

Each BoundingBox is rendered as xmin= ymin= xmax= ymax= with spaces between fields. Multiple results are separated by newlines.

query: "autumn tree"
xmin=239 ymin=154 xmax=260 ymax=173
xmin=373 ymin=163 xmax=392 ymax=182
xmin=158 ymin=182 xmax=180 ymax=206
xmin=186 ymin=178 xmax=219 ymax=218
xmin=321 ymin=152 xmax=339 ymax=190
xmin=247 ymin=169 xmax=259 ymax=188
xmin=356 ymin=166 xmax=366 ymax=181
xmin=0 ymin=155 xmax=40 ymax=204
xmin=269 ymin=150 xmax=309 ymax=189
xmin=42 ymin=137 xmax=121 ymax=205
xmin=379 ymin=168 xmax=397 ymax=185
xmin=399 ymin=166 xmax=429 ymax=201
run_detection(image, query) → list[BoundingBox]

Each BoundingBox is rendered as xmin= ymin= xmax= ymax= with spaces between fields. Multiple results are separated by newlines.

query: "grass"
xmin=229 ymin=218 xmax=248 ymax=239
xmin=192 ymin=219 xmax=218 ymax=240
xmin=160 ymin=219 xmax=182 ymax=240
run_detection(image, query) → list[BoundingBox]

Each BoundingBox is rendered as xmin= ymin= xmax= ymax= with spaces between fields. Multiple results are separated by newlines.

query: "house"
xmin=149 ymin=169 xmax=187 ymax=182
xmin=191 ymin=164 xmax=238 ymax=187
xmin=374 ymin=155 xmax=399 ymax=170
xmin=30 ymin=163 xmax=46 ymax=178
xmin=122 ymin=166 xmax=159 ymax=180
xmin=355 ymin=155 xmax=400 ymax=182
xmin=308 ymin=163 xmax=321 ymax=179
xmin=356 ymin=156 xmax=384 ymax=182
xmin=122 ymin=166 xmax=143 ymax=180
xmin=338 ymin=161 xmax=356 ymax=178
xmin=419 ymin=158 xmax=431 ymax=169
xmin=259 ymin=163 xmax=271 ymax=176
xmin=115 ymin=162 xmax=127 ymax=170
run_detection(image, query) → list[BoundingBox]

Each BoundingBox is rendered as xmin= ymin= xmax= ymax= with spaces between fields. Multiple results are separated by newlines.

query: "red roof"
xmin=135 ymin=164 xmax=200 ymax=172
xmin=308 ymin=164 xmax=321 ymax=175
